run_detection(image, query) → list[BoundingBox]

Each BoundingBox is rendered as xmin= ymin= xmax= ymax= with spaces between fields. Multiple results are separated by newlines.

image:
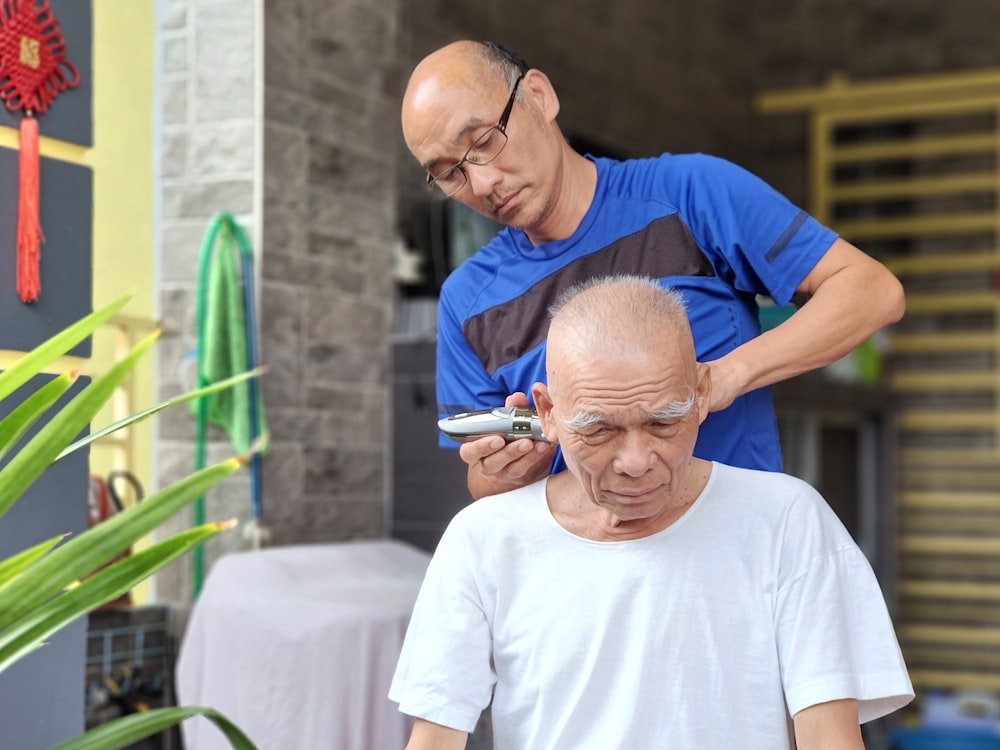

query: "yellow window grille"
xmin=759 ymin=68 xmax=1000 ymax=693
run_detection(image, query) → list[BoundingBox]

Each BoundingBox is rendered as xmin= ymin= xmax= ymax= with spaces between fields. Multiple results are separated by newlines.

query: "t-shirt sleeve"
xmin=774 ymin=495 xmax=914 ymax=723
xmin=388 ymin=514 xmax=496 ymax=731
xmin=435 ymin=287 xmax=508 ymax=448
xmin=663 ymin=153 xmax=838 ymax=306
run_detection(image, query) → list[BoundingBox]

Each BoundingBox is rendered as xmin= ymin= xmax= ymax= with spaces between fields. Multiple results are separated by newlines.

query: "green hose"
xmin=191 ymin=213 xmax=263 ymax=599
xmin=191 ymin=216 xmax=227 ymax=599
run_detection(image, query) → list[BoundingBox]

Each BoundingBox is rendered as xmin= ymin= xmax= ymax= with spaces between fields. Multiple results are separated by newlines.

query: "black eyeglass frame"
xmin=425 ymin=72 xmax=526 ymax=197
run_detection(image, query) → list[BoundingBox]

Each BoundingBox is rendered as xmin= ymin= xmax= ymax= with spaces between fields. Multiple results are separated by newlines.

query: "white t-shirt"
xmin=389 ymin=463 xmax=913 ymax=749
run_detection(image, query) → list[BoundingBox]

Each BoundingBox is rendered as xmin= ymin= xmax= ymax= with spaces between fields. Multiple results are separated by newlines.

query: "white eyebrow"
xmin=564 ymin=410 xmax=606 ymax=429
xmin=651 ymin=390 xmax=697 ymax=420
xmin=563 ymin=390 xmax=697 ymax=429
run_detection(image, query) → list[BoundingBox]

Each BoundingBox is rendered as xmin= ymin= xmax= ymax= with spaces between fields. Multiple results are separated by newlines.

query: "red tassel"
xmin=17 ymin=114 xmax=42 ymax=304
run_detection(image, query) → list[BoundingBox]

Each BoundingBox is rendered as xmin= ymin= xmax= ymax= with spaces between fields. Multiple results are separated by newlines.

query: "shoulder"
xmin=611 ymin=152 xmax=748 ymax=176
xmin=656 ymin=152 xmax=776 ymax=196
xmin=596 ymin=152 xmax=760 ymax=200
xmin=443 ymin=480 xmax=549 ymax=540
xmin=710 ymin=462 xmax=819 ymax=502
xmin=706 ymin=464 xmax=860 ymax=581
xmin=708 ymin=464 xmax=844 ymax=536
xmin=425 ymin=481 xmax=552 ymax=580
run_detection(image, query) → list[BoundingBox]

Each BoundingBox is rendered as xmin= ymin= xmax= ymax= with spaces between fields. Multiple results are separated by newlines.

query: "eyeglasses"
xmin=426 ymin=73 xmax=525 ymax=198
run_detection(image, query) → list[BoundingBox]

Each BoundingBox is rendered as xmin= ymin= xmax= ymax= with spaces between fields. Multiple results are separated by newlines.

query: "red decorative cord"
xmin=0 ymin=0 xmax=78 ymax=303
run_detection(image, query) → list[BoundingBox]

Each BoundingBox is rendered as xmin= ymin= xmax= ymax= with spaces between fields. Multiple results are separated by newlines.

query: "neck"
xmin=524 ymin=148 xmax=598 ymax=245
xmin=547 ymin=460 xmax=713 ymax=542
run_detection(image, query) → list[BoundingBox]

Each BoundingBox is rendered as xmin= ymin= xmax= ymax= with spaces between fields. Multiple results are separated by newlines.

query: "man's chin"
xmin=491 ymin=192 xmax=522 ymax=224
xmin=601 ymin=499 xmax=657 ymax=521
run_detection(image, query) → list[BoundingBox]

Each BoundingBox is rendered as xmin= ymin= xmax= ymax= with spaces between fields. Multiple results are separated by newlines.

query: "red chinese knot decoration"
xmin=0 ymin=0 xmax=78 ymax=303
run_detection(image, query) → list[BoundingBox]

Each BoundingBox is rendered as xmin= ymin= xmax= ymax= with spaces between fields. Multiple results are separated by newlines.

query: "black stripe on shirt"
xmin=462 ymin=214 xmax=715 ymax=376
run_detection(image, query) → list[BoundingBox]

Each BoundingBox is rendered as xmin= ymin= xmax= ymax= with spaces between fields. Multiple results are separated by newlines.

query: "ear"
xmin=532 ymin=381 xmax=557 ymax=438
xmin=695 ymin=363 xmax=712 ymax=425
xmin=521 ymin=69 xmax=560 ymax=122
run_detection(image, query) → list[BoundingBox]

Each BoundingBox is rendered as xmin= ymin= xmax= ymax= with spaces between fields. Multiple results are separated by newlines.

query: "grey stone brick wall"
xmin=259 ymin=0 xmax=398 ymax=546
xmin=154 ymin=0 xmax=400 ymax=604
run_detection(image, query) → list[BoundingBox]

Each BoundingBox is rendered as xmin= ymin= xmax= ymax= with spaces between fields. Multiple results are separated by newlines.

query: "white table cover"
xmin=176 ymin=539 xmax=432 ymax=750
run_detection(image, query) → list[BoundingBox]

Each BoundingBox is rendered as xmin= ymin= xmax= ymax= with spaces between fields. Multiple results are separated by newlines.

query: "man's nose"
xmin=465 ymin=163 xmax=503 ymax=197
xmin=613 ymin=434 xmax=655 ymax=477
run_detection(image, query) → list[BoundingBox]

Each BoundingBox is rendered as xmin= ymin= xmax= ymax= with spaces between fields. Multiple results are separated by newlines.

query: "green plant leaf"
xmin=0 ymin=523 xmax=229 ymax=674
xmin=0 ymin=294 xmax=130 ymax=405
xmin=0 ymin=457 xmax=242 ymax=632
xmin=0 ymin=371 xmax=77 ymax=463
xmin=46 ymin=705 xmax=258 ymax=750
xmin=0 ymin=534 xmax=67 ymax=590
xmin=0 ymin=328 xmax=160 ymax=520
xmin=0 ymin=294 xmax=260 ymax=747
xmin=55 ymin=367 xmax=266 ymax=462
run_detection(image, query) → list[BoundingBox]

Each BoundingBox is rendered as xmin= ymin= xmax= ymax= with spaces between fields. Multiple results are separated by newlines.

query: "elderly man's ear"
xmin=696 ymin=362 xmax=712 ymax=425
xmin=531 ymin=382 xmax=556 ymax=437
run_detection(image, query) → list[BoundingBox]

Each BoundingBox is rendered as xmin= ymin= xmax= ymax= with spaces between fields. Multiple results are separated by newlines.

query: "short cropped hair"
xmin=480 ymin=42 xmax=529 ymax=87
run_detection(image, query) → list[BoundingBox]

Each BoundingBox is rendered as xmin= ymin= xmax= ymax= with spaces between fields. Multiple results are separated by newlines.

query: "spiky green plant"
xmin=0 ymin=295 xmax=260 ymax=750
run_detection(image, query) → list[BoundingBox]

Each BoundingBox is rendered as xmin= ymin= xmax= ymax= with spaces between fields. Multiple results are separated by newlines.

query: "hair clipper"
xmin=438 ymin=406 xmax=551 ymax=443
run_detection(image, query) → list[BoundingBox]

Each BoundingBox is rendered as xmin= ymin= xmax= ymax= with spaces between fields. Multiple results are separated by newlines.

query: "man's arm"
xmin=405 ymin=718 xmax=469 ymax=750
xmin=793 ymin=699 xmax=865 ymax=750
xmin=705 ymin=237 xmax=905 ymax=413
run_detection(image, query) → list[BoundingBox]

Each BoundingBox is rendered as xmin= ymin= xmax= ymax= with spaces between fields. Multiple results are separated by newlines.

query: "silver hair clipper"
xmin=438 ymin=406 xmax=551 ymax=443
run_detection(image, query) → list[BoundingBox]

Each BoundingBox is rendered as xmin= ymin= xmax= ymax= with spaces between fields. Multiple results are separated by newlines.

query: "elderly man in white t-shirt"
xmin=390 ymin=275 xmax=913 ymax=750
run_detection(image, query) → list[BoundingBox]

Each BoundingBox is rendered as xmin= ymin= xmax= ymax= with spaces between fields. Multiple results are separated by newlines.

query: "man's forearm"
xmin=406 ymin=718 xmax=468 ymax=750
xmin=706 ymin=239 xmax=905 ymax=413
xmin=793 ymin=699 xmax=865 ymax=750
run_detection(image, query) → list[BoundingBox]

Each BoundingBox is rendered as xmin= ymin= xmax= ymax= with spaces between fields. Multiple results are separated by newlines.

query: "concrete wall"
xmin=0 ymin=0 xmax=155 ymax=743
xmin=749 ymin=0 xmax=1000 ymax=206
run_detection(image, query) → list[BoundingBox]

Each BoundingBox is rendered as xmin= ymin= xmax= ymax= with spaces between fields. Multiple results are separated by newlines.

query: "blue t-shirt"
xmin=436 ymin=153 xmax=837 ymax=471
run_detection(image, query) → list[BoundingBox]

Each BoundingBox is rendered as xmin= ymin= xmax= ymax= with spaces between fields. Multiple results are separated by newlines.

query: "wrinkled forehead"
xmin=547 ymin=339 xmax=697 ymax=413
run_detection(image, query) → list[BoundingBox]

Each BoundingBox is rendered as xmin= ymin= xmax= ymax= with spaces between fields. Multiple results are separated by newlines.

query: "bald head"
xmin=406 ymin=41 xmax=525 ymax=93
xmin=402 ymin=42 xmax=526 ymax=152
xmin=547 ymin=275 xmax=696 ymax=376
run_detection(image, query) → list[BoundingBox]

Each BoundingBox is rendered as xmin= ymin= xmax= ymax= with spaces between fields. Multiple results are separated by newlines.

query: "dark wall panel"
xmin=0 ymin=149 xmax=93 ymax=355
xmin=0 ymin=374 xmax=90 ymax=749
xmin=391 ymin=339 xmax=473 ymax=552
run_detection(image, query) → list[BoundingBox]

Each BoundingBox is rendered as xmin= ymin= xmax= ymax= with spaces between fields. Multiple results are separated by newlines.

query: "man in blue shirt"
xmin=401 ymin=41 xmax=905 ymax=500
